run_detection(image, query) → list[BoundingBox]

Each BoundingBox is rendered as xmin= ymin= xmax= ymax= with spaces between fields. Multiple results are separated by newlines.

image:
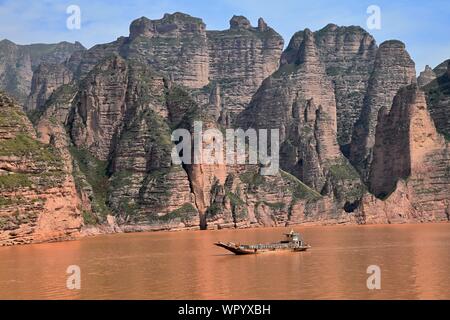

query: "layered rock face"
xmin=350 ymin=40 xmax=417 ymax=178
xmin=281 ymin=24 xmax=378 ymax=146
xmin=25 ymin=63 xmax=73 ymax=113
xmin=239 ymin=29 xmax=365 ymax=205
xmin=0 ymin=40 xmax=84 ymax=104
xmin=38 ymin=27 xmax=340 ymax=232
xmin=25 ymin=42 xmax=85 ymax=69
xmin=45 ymin=53 xmax=199 ymax=230
xmin=69 ymin=55 xmax=129 ymax=160
xmin=2 ymin=12 xmax=449 ymax=245
xmin=67 ymin=13 xmax=209 ymax=85
xmin=127 ymin=13 xmax=284 ymax=124
xmin=8 ymin=13 xmax=286 ymax=236
xmin=418 ymin=65 xmax=437 ymax=87
xmin=241 ymin=30 xmax=337 ymax=140
xmin=64 ymin=13 xmax=283 ymax=126
xmin=361 ymin=85 xmax=449 ymax=223
xmin=0 ymin=92 xmax=83 ymax=246
xmin=202 ymin=166 xmax=349 ymax=230
xmin=316 ymin=25 xmax=378 ymax=147
xmin=434 ymin=59 xmax=450 ymax=77
xmin=424 ymin=60 xmax=450 ymax=139
xmin=0 ymin=40 xmax=32 ymax=105
xmin=205 ymin=16 xmax=284 ymax=124
xmin=105 ymin=76 xmax=199 ymax=230
xmin=126 ymin=13 xmax=210 ymax=89
xmin=68 ymin=39 xmax=126 ymax=80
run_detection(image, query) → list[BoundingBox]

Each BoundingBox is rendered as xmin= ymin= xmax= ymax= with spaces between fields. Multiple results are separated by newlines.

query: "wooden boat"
xmin=215 ymin=230 xmax=311 ymax=255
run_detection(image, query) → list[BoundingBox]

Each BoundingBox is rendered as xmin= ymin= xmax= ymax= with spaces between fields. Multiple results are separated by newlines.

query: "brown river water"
xmin=0 ymin=224 xmax=450 ymax=300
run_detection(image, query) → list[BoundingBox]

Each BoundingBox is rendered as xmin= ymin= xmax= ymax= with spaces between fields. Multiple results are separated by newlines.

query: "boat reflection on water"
xmin=215 ymin=230 xmax=311 ymax=255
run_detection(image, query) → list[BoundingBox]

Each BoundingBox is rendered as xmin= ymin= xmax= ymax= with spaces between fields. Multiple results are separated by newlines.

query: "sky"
xmin=0 ymin=0 xmax=449 ymax=73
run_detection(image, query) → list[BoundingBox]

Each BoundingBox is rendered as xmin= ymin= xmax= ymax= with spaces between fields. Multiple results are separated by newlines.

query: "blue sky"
xmin=0 ymin=0 xmax=449 ymax=73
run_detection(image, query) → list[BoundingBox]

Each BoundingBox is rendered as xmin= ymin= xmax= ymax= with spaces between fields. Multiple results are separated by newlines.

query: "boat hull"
xmin=215 ymin=242 xmax=311 ymax=255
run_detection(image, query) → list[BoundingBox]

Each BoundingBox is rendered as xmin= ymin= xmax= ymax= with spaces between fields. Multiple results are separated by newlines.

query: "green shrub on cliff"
xmin=69 ymin=146 xmax=110 ymax=218
xmin=281 ymin=170 xmax=322 ymax=201
xmin=328 ymin=160 xmax=360 ymax=180
xmin=0 ymin=133 xmax=61 ymax=164
xmin=158 ymin=203 xmax=198 ymax=223
xmin=0 ymin=173 xmax=32 ymax=190
xmin=239 ymin=171 xmax=266 ymax=192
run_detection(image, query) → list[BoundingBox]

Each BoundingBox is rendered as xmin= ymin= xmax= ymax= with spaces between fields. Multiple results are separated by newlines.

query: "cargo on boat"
xmin=215 ymin=230 xmax=311 ymax=255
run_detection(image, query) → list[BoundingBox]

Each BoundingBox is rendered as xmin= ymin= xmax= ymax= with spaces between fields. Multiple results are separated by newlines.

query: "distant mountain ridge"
xmin=0 ymin=39 xmax=85 ymax=104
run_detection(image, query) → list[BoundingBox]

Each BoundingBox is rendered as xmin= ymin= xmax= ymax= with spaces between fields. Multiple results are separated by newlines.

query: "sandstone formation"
xmin=68 ymin=38 xmax=126 ymax=79
xmin=0 ymin=40 xmax=84 ymax=104
xmin=350 ymin=40 xmax=417 ymax=179
xmin=127 ymin=13 xmax=209 ymax=89
xmin=33 ymin=28 xmax=342 ymax=233
xmin=64 ymin=13 xmax=283 ymax=126
xmin=0 ymin=40 xmax=32 ymax=106
xmin=424 ymin=60 xmax=450 ymax=139
xmin=239 ymin=29 xmax=366 ymax=206
xmin=361 ymin=85 xmax=449 ymax=223
xmin=418 ymin=65 xmax=437 ymax=87
xmin=204 ymin=16 xmax=284 ymax=124
xmin=69 ymin=55 xmax=129 ymax=161
xmin=434 ymin=59 xmax=450 ymax=77
xmin=0 ymin=92 xmax=83 ymax=246
xmin=25 ymin=63 xmax=73 ymax=113
xmin=1 ymin=13 xmax=449 ymax=246
xmin=280 ymin=25 xmax=378 ymax=147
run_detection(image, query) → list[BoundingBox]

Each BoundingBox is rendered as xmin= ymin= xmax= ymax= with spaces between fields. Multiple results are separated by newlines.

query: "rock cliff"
xmin=361 ymin=85 xmax=449 ymax=223
xmin=204 ymin=16 xmax=284 ymax=124
xmin=126 ymin=13 xmax=209 ymax=89
xmin=1 ymin=13 xmax=449 ymax=245
xmin=25 ymin=63 xmax=73 ymax=113
xmin=239 ymin=29 xmax=366 ymax=207
xmin=62 ymin=13 xmax=284 ymax=126
xmin=350 ymin=40 xmax=417 ymax=179
xmin=294 ymin=24 xmax=378 ymax=147
xmin=69 ymin=55 xmax=129 ymax=161
xmin=0 ymin=40 xmax=84 ymax=104
xmin=424 ymin=60 xmax=450 ymax=140
xmin=0 ymin=92 xmax=83 ymax=246
xmin=434 ymin=59 xmax=450 ymax=77
xmin=418 ymin=65 xmax=437 ymax=87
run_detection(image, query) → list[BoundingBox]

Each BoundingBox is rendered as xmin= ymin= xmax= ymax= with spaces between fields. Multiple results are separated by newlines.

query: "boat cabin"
xmin=283 ymin=230 xmax=304 ymax=246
